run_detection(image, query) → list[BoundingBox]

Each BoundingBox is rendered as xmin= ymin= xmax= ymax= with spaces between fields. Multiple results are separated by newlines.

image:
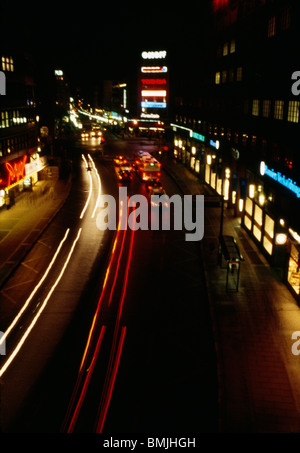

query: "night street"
xmin=1 ymin=0 xmax=300 ymax=444
xmin=0 ymin=136 xmax=218 ymax=433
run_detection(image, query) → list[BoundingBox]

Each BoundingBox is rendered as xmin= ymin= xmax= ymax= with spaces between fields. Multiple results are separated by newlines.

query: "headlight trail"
xmin=0 ymin=228 xmax=70 ymax=348
xmin=0 ymin=228 xmax=82 ymax=378
xmin=87 ymin=154 xmax=102 ymax=219
xmin=80 ymin=154 xmax=93 ymax=220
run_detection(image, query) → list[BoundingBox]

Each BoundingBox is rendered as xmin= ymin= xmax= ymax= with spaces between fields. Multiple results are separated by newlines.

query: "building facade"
xmin=172 ymin=0 xmax=300 ymax=301
xmin=0 ymin=50 xmax=44 ymax=208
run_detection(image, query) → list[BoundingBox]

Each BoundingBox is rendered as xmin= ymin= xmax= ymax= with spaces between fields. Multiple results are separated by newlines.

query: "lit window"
xmin=262 ymin=100 xmax=271 ymax=118
xmin=223 ymin=43 xmax=229 ymax=56
xmin=1 ymin=55 xmax=14 ymax=71
xmin=268 ymin=16 xmax=276 ymax=37
xmin=252 ymin=100 xmax=259 ymax=116
xmin=287 ymin=101 xmax=300 ymax=123
xmin=230 ymin=40 xmax=236 ymax=53
xmin=274 ymin=100 xmax=284 ymax=120
xmin=215 ymin=72 xmax=221 ymax=84
xmin=236 ymin=67 xmax=243 ymax=81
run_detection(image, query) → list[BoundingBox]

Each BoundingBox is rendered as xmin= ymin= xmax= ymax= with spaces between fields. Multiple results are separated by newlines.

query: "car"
xmin=146 ymin=179 xmax=165 ymax=195
xmin=118 ymin=169 xmax=133 ymax=184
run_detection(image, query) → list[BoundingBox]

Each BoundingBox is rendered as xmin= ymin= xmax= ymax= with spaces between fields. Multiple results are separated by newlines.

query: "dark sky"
xmin=1 ymin=0 xmax=212 ymax=96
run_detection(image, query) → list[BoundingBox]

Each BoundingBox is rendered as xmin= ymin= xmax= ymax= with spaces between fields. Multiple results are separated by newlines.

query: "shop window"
xmin=288 ymin=244 xmax=300 ymax=295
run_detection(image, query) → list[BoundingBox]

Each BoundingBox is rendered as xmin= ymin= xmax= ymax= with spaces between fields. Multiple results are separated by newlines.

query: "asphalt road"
xmin=0 ymin=135 xmax=219 ymax=434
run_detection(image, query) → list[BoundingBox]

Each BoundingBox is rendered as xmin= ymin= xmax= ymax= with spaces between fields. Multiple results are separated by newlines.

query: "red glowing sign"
xmin=4 ymin=155 xmax=27 ymax=187
xmin=141 ymin=79 xmax=167 ymax=85
xmin=213 ymin=0 xmax=229 ymax=11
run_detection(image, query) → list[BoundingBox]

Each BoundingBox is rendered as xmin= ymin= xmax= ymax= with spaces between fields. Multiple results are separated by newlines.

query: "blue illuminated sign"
xmin=262 ymin=163 xmax=300 ymax=198
xmin=210 ymin=139 xmax=219 ymax=149
xmin=141 ymin=101 xmax=167 ymax=108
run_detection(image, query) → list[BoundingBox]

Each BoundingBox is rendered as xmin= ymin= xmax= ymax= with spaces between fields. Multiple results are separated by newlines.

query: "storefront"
xmin=0 ymin=154 xmax=47 ymax=208
xmin=287 ymin=229 xmax=300 ymax=301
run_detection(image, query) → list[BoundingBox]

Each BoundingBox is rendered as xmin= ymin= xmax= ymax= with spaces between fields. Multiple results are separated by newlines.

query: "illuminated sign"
xmin=4 ymin=155 xmax=27 ymax=187
xmin=260 ymin=161 xmax=300 ymax=198
xmin=210 ymin=139 xmax=220 ymax=149
xmin=141 ymin=90 xmax=167 ymax=97
xmin=141 ymin=79 xmax=167 ymax=85
xmin=140 ymin=113 xmax=160 ymax=119
xmin=192 ymin=132 xmax=205 ymax=142
xmin=141 ymin=66 xmax=168 ymax=73
xmin=141 ymin=101 xmax=167 ymax=109
xmin=142 ymin=51 xmax=167 ymax=59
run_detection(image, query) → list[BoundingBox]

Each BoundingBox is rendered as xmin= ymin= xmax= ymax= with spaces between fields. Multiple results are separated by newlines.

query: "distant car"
xmin=146 ymin=179 xmax=165 ymax=195
xmin=118 ymin=169 xmax=133 ymax=184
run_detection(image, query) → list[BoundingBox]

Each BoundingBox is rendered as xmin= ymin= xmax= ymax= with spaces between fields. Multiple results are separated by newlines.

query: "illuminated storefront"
xmin=0 ymin=154 xmax=47 ymax=208
xmin=287 ymin=229 xmax=300 ymax=300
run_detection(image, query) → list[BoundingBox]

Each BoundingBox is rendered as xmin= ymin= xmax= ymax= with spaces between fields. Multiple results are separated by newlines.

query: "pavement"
xmin=1 ymin=149 xmax=300 ymax=433
xmin=163 ymin=155 xmax=300 ymax=433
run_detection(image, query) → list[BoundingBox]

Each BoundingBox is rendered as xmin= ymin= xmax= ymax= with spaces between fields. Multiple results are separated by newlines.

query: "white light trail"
xmin=80 ymin=155 xmax=93 ymax=219
xmin=87 ymin=154 xmax=102 ymax=219
xmin=0 ymin=228 xmax=70 ymax=349
xmin=0 ymin=228 xmax=82 ymax=378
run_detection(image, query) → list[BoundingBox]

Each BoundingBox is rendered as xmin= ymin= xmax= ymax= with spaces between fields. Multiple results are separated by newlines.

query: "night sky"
xmin=1 ymin=0 xmax=212 ymax=98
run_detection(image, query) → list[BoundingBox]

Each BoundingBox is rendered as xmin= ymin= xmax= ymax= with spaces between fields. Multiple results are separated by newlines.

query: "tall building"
xmin=127 ymin=49 xmax=169 ymax=137
xmin=172 ymin=0 xmax=300 ymax=301
xmin=0 ymin=50 xmax=43 ymax=208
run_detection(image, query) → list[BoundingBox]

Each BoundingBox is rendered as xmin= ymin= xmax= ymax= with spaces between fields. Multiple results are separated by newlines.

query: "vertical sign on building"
xmin=138 ymin=50 xmax=169 ymax=120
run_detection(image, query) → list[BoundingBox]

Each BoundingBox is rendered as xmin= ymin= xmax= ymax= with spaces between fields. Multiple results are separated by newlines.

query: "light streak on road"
xmin=0 ymin=228 xmax=70 ymax=348
xmin=95 ymin=204 xmax=136 ymax=433
xmin=80 ymin=154 xmax=93 ymax=219
xmin=63 ymin=201 xmax=136 ymax=432
xmin=87 ymin=154 xmax=102 ymax=219
xmin=66 ymin=325 xmax=107 ymax=433
xmin=95 ymin=326 xmax=127 ymax=433
xmin=78 ymin=201 xmax=126 ymax=373
xmin=0 ymin=228 xmax=82 ymax=378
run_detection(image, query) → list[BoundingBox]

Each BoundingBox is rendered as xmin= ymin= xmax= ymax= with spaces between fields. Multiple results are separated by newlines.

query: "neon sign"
xmin=141 ymin=79 xmax=167 ymax=85
xmin=142 ymin=51 xmax=167 ymax=59
xmin=260 ymin=162 xmax=300 ymax=198
xmin=4 ymin=155 xmax=27 ymax=187
xmin=141 ymin=90 xmax=167 ymax=97
xmin=141 ymin=101 xmax=167 ymax=108
xmin=141 ymin=66 xmax=168 ymax=73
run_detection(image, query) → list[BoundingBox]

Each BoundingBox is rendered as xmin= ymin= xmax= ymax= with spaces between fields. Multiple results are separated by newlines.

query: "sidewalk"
xmin=164 ymin=156 xmax=300 ymax=433
xmin=0 ymin=177 xmax=71 ymax=290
